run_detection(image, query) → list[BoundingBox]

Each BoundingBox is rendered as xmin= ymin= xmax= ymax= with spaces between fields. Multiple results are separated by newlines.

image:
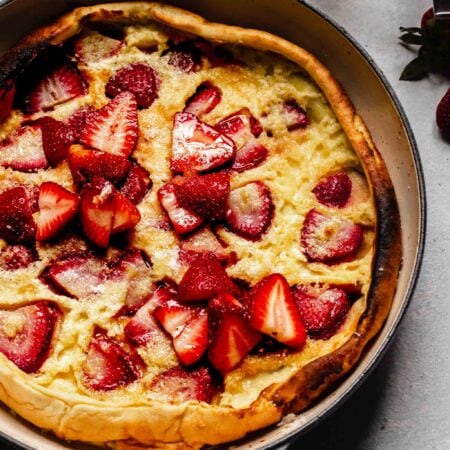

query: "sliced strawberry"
xmin=312 ymin=173 xmax=352 ymax=208
xmin=183 ymin=82 xmax=222 ymax=118
xmin=0 ymin=82 xmax=15 ymax=124
xmin=0 ymin=187 xmax=36 ymax=244
xmin=125 ymin=286 xmax=176 ymax=346
xmin=119 ymin=163 xmax=151 ymax=204
xmin=208 ymin=293 xmax=262 ymax=374
xmin=67 ymin=106 xmax=95 ymax=141
xmin=80 ymin=92 xmax=138 ymax=158
xmin=110 ymin=190 xmax=141 ymax=234
xmin=282 ymin=100 xmax=308 ymax=131
xmin=171 ymin=112 xmax=235 ymax=174
xmin=80 ymin=181 xmax=115 ymax=248
xmin=46 ymin=253 xmax=107 ymax=299
xmin=74 ymin=33 xmax=123 ymax=64
xmin=216 ymin=108 xmax=267 ymax=172
xmin=247 ymin=273 xmax=306 ymax=349
xmin=80 ymin=180 xmax=140 ymax=247
xmin=0 ymin=124 xmax=48 ymax=171
xmin=35 ymin=182 xmax=79 ymax=241
xmin=292 ymin=284 xmax=351 ymax=340
xmin=179 ymin=226 xmax=228 ymax=265
xmin=226 ymin=181 xmax=273 ymax=240
xmin=150 ymin=366 xmax=217 ymax=403
xmin=178 ymin=253 xmax=238 ymax=302
xmin=0 ymin=301 xmax=58 ymax=373
xmin=157 ymin=183 xmax=203 ymax=235
xmin=217 ymin=108 xmax=263 ymax=141
xmin=112 ymin=248 xmax=154 ymax=314
xmin=68 ymin=145 xmax=131 ymax=188
xmin=173 ymin=308 xmax=208 ymax=366
xmin=105 ymin=63 xmax=158 ymax=108
xmin=25 ymin=64 xmax=85 ymax=113
xmin=83 ymin=329 xmax=143 ymax=391
xmin=38 ymin=117 xmax=75 ymax=166
xmin=155 ymin=300 xmax=208 ymax=366
xmin=233 ymin=142 xmax=268 ymax=173
xmin=173 ymin=172 xmax=230 ymax=222
xmin=0 ymin=245 xmax=37 ymax=271
xmin=166 ymin=40 xmax=202 ymax=73
xmin=300 ymin=209 xmax=363 ymax=263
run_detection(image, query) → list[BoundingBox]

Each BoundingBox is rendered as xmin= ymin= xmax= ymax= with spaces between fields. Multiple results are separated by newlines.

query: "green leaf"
xmin=400 ymin=56 xmax=430 ymax=80
xmin=399 ymin=26 xmax=423 ymax=34
xmin=399 ymin=33 xmax=424 ymax=45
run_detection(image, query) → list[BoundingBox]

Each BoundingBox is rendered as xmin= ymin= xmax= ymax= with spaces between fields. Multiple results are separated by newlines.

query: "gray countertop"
xmin=288 ymin=1 xmax=447 ymax=449
xmin=0 ymin=1 xmax=444 ymax=449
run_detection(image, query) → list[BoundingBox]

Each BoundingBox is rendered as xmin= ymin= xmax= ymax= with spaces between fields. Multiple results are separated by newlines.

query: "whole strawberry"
xmin=436 ymin=89 xmax=450 ymax=130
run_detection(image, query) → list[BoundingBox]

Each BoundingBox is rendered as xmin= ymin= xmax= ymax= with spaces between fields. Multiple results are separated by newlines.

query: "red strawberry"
xmin=67 ymin=106 xmax=95 ymax=141
xmin=46 ymin=254 xmax=107 ymax=299
xmin=173 ymin=308 xmax=208 ymax=366
xmin=150 ymin=366 xmax=217 ymax=403
xmin=226 ymin=181 xmax=273 ymax=240
xmin=80 ymin=180 xmax=140 ymax=248
xmin=105 ymin=63 xmax=158 ymax=108
xmin=232 ymin=142 xmax=268 ymax=173
xmin=436 ymin=88 xmax=450 ymax=130
xmin=171 ymin=112 xmax=235 ymax=173
xmin=173 ymin=172 xmax=230 ymax=222
xmin=217 ymin=108 xmax=263 ymax=140
xmin=312 ymin=173 xmax=352 ymax=208
xmin=216 ymin=108 xmax=267 ymax=172
xmin=208 ymin=293 xmax=262 ymax=374
xmin=0 ymin=82 xmax=15 ymax=124
xmin=83 ymin=329 xmax=143 ymax=391
xmin=39 ymin=117 xmax=76 ymax=166
xmin=421 ymin=7 xmax=434 ymax=28
xmin=154 ymin=299 xmax=191 ymax=337
xmin=155 ymin=300 xmax=208 ymax=366
xmin=80 ymin=92 xmax=138 ymax=158
xmin=80 ymin=181 xmax=116 ymax=248
xmin=0 ymin=301 xmax=58 ymax=373
xmin=282 ymin=100 xmax=309 ymax=131
xmin=111 ymin=248 xmax=154 ymax=314
xmin=300 ymin=209 xmax=363 ymax=263
xmin=157 ymin=183 xmax=203 ymax=235
xmin=119 ymin=163 xmax=152 ymax=204
xmin=247 ymin=273 xmax=306 ymax=348
xmin=25 ymin=64 xmax=85 ymax=113
xmin=183 ymin=82 xmax=222 ymax=117
xmin=0 ymin=124 xmax=48 ymax=171
xmin=166 ymin=40 xmax=202 ymax=73
xmin=111 ymin=191 xmax=141 ymax=234
xmin=178 ymin=254 xmax=238 ymax=302
xmin=36 ymin=182 xmax=79 ymax=241
xmin=125 ymin=286 xmax=176 ymax=346
xmin=0 ymin=245 xmax=36 ymax=271
xmin=292 ymin=284 xmax=351 ymax=339
xmin=68 ymin=145 xmax=131 ymax=187
xmin=179 ymin=226 xmax=228 ymax=265
xmin=74 ymin=33 xmax=123 ymax=63
xmin=0 ymin=186 xmax=36 ymax=244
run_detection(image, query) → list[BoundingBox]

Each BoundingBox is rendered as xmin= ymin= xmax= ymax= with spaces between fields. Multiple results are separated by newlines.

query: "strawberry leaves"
xmin=399 ymin=9 xmax=450 ymax=80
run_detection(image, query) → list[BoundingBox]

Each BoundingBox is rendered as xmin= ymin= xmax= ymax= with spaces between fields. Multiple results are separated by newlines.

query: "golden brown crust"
xmin=0 ymin=2 xmax=402 ymax=448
